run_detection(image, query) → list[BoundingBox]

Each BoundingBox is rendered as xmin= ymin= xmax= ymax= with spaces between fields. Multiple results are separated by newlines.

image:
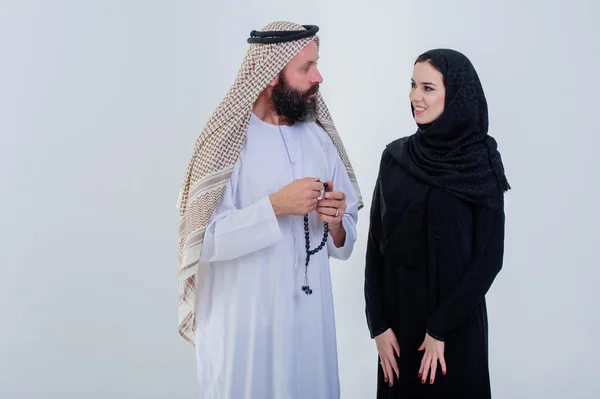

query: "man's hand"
xmin=269 ymin=177 xmax=324 ymax=217
xmin=316 ymin=179 xmax=346 ymax=226
xmin=317 ymin=180 xmax=347 ymax=247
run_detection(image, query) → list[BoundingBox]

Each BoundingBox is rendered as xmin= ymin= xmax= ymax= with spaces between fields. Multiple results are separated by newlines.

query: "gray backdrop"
xmin=1 ymin=0 xmax=598 ymax=397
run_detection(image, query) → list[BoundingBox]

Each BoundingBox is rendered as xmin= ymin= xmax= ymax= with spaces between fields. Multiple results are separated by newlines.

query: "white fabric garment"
xmin=194 ymin=113 xmax=359 ymax=399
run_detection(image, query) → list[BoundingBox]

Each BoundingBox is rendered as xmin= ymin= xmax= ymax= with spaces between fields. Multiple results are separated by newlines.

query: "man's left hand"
xmin=316 ymin=179 xmax=346 ymax=226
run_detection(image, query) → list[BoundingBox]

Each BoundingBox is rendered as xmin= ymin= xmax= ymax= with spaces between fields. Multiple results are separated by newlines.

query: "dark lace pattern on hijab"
xmin=399 ymin=48 xmax=510 ymax=208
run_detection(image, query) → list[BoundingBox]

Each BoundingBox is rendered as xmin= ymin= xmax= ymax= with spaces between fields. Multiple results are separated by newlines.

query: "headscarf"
xmin=176 ymin=22 xmax=363 ymax=345
xmin=400 ymin=48 xmax=510 ymax=208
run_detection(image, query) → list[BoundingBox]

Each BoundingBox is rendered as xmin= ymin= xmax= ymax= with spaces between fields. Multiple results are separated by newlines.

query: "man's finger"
xmin=324 ymin=191 xmax=345 ymax=200
xmin=317 ymin=214 xmax=336 ymax=224
xmin=316 ymin=199 xmax=342 ymax=208
xmin=309 ymin=185 xmax=324 ymax=194
xmin=316 ymin=207 xmax=339 ymax=217
xmin=316 ymin=208 xmax=334 ymax=217
xmin=305 ymin=189 xmax=321 ymax=199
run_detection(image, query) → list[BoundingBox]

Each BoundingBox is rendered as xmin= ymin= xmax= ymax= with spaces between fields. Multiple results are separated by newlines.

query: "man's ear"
xmin=268 ymin=74 xmax=279 ymax=88
xmin=269 ymin=68 xmax=286 ymax=88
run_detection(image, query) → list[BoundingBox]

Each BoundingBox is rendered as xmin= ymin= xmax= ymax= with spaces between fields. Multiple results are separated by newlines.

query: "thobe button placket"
xmin=284 ymin=133 xmax=300 ymax=273
xmin=281 ymin=130 xmax=303 ymax=276
xmin=286 ymin=142 xmax=295 ymax=166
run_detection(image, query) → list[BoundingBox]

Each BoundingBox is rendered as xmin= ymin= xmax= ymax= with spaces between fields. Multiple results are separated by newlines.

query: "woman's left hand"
xmin=418 ymin=333 xmax=446 ymax=384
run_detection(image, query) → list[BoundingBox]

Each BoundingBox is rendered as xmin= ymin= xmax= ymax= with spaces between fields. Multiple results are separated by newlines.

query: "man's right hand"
xmin=270 ymin=177 xmax=324 ymax=217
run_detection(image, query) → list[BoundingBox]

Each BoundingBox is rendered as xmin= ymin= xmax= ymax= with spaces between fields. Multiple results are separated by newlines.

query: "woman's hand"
xmin=375 ymin=328 xmax=400 ymax=387
xmin=418 ymin=332 xmax=446 ymax=384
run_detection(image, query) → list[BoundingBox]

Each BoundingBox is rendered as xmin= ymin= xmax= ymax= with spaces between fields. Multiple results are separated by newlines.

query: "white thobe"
xmin=194 ymin=113 xmax=359 ymax=399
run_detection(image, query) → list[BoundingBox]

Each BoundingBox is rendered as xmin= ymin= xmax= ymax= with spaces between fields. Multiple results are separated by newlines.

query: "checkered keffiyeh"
xmin=176 ymin=21 xmax=363 ymax=345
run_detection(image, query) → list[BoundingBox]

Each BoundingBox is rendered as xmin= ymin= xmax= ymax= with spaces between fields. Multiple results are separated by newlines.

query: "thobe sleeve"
xmin=364 ymin=161 xmax=389 ymax=339
xmin=426 ymin=205 xmax=505 ymax=340
xmin=199 ymin=160 xmax=283 ymax=263
xmin=326 ymin=151 xmax=359 ymax=260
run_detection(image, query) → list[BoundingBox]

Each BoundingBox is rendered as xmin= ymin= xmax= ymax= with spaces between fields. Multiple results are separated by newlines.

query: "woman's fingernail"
xmin=430 ymin=379 xmax=433 ymax=384
xmin=442 ymin=371 xmax=446 ymax=375
xmin=418 ymin=372 xmax=422 ymax=377
xmin=421 ymin=379 xmax=425 ymax=384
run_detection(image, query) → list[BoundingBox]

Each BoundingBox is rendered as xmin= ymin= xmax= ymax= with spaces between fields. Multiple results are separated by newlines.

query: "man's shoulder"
xmin=304 ymin=120 xmax=336 ymax=148
xmin=303 ymin=119 xmax=330 ymax=137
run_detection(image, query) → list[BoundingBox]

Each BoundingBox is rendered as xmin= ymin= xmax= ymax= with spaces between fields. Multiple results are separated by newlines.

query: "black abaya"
xmin=365 ymin=146 xmax=505 ymax=398
xmin=364 ymin=49 xmax=509 ymax=398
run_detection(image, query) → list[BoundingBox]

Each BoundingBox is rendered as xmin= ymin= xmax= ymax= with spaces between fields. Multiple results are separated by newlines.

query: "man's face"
xmin=271 ymin=41 xmax=323 ymax=122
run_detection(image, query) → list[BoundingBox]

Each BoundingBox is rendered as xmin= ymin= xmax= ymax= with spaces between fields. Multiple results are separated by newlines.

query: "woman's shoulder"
xmin=377 ymin=135 xmax=414 ymax=165
xmin=371 ymin=136 xmax=415 ymax=177
xmin=385 ymin=135 xmax=411 ymax=153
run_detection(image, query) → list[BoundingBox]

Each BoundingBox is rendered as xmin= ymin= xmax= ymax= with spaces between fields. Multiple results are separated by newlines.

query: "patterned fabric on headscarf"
xmin=176 ymin=21 xmax=363 ymax=345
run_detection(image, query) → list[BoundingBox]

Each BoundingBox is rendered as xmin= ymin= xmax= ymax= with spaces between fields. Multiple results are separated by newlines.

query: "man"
xmin=176 ymin=21 xmax=363 ymax=398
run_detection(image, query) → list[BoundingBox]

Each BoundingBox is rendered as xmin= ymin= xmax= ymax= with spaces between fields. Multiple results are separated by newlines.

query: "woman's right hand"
xmin=375 ymin=328 xmax=400 ymax=386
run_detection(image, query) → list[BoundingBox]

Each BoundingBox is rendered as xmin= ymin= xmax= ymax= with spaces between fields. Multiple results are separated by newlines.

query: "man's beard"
xmin=271 ymin=73 xmax=319 ymax=123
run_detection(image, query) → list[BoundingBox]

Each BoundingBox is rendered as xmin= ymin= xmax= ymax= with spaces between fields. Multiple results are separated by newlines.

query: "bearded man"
xmin=176 ymin=21 xmax=363 ymax=398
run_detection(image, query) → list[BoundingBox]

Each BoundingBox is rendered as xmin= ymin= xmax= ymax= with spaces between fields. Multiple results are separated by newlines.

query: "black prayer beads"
xmin=301 ymin=181 xmax=329 ymax=295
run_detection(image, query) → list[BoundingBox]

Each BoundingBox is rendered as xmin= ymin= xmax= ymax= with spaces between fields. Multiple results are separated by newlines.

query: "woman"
xmin=364 ymin=48 xmax=510 ymax=398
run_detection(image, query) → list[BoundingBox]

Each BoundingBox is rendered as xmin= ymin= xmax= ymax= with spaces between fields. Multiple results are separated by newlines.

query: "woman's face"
xmin=410 ymin=61 xmax=446 ymax=124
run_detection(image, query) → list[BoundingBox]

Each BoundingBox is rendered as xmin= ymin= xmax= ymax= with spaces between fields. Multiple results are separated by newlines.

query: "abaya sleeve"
xmin=364 ymin=163 xmax=389 ymax=339
xmin=426 ymin=205 xmax=505 ymax=340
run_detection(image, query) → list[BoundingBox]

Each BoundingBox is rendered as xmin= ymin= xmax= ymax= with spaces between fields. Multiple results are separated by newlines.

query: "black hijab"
xmin=394 ymin=48 xmax=510 ymax=209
